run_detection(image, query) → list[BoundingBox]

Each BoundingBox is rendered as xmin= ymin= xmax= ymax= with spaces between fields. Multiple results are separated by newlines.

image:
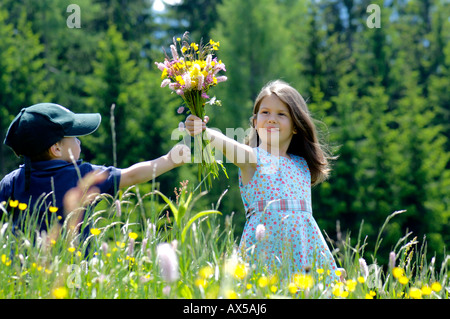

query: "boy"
xmin=0 ymin=103 xmax=189 ymax=237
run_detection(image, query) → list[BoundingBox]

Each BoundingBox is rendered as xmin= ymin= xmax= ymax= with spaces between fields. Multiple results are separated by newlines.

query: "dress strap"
xmin=246 ymin=199 xmax=311 ymax=219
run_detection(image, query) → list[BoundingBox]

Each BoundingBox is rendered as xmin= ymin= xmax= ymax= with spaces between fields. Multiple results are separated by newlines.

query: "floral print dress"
xmin=238 ymin=147 xmax=338 ymax=282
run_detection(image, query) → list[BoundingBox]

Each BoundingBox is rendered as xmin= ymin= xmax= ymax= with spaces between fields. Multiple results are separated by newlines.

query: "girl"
xmin=185 ymin=80 xmax=342 ymax=283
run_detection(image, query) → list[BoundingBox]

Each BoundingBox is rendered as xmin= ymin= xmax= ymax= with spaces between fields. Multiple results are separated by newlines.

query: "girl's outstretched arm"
xmin=185 ymin=115 xmax=256 ymax=184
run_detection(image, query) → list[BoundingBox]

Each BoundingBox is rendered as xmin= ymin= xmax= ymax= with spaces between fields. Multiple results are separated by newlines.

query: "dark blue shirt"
xmin=0 ymin=160 xmax=121 ymax=233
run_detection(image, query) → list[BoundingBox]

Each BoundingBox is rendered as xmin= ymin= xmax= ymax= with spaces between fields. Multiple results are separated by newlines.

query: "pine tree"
xmin=0 ymin=9 xmax=49 ymax=176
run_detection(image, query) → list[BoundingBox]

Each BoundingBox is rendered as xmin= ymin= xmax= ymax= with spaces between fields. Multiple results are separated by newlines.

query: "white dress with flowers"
xmin=238 ymin=147 xmax=338 ymax=282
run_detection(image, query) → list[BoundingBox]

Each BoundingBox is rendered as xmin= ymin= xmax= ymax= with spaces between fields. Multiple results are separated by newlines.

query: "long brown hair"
xmin=245 ymin=80 xmax=333 ymax=186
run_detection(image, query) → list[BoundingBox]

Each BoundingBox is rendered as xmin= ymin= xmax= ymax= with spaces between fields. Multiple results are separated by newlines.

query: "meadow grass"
xmin=0 ymin=182 xmax=448 ymax=299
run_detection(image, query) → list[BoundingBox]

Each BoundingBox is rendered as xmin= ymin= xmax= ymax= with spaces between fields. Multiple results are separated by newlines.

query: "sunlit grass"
xmin=0 ymin=183 xmax=448 ymax=299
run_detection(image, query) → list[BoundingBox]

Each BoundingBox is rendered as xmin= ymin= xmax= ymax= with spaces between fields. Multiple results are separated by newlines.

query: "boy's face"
xmin=57 ymin=137 xmax=81 ymax=162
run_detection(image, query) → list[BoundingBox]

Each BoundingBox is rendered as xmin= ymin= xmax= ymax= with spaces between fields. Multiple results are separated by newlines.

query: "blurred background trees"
xmin=0 ymin=0 xmax=448 ymax=265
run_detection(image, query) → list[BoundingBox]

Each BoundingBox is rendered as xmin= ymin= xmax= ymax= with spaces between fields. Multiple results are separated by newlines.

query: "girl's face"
xmin=58 ymin=137 xmax=81 ymax=162
xmin=254 ymin=94 xmax=296 ymax=152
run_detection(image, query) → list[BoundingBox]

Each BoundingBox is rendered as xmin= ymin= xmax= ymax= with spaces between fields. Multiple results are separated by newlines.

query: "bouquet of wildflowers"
xmin=155 ymin=32 xmax=228 ymax=189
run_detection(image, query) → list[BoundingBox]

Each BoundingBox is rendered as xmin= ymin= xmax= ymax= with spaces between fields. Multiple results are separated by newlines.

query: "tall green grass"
xmin=0 ymin=182 xmax=448 ymax=299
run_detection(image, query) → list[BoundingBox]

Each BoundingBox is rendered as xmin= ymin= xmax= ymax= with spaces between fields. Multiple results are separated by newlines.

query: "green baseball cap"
xmin=4 ymin=103 xmax=101 ymax=157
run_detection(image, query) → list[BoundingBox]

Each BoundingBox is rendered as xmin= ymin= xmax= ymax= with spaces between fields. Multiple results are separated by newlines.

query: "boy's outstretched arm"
xmin=185 ymin=115 xmax=256 ymax=184
xmin=119 ymin=144 xmax=190 ymax=189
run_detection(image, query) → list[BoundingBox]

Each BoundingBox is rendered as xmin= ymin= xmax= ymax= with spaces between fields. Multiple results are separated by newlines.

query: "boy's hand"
xmin=185 ymin=115 xmax=209 ymax=136
xmin=168 ymin=143 xmax=191 ymax=167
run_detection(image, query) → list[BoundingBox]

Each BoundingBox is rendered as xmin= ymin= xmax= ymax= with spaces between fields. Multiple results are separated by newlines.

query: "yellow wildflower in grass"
xmin=365 ymin=293 xmax=374 ymax=299
xmin=195 ymin=278 xmax=208 ymax=288
xmin=392 ymin=267 xmax=404 ymax=279
xmin=335 ymin=269 xmax=342 ymax=277
xmin=233 ymin=263 xmax=247 ymax=280
xmin=293 ymin=274 xmax=314 ymax=290
xmin=9 ymin=199 xmax=19 ymax=207
xmin=49 ymin=206 xmax=58 ymax=213
xmin=225 ymin=289 xmax=238 ymax=299
xmin=1 ymin=254 xmax=11 ymax=266
xmin=399 ymin=276 xmax=409 ymax=285
xmin=257 ymin=276 xmax=269 ymax=288
xmin=421 ymin=285 xmax=432 ymax=296
xmin=52 ymin=287 xmax=68 ymax=299
xmin=270 ymin=285 xmax=277 ymax=293
xmin=431 ymin=282 xmax=442 ymax=292
xmin=67 ymin=247 xmax=76 ymax=253
xmin=128 ymin=232 xmax=138 ymax=240
xmin=199 ymin=266 xmax=214 ymax=279
xmin=332 ymin=282 xmax=346 ymax=298
xmin=345 ymin=279 xmax=357 ymax=292
xmin=316 ymin=268 xmax=324 ymax=275
xmin=246 ymin=283 xmax=252 ymax=290
xmin=116 ymin=241 xmax=125 ymax=248
xmin=409 ymin=287 xmax=422 ymax=299
xmin=357 ymin=276 xmax=365 ymax=284
xmin=288 ymin=282 xmax=298 ymax=294
xmin=18 ymin=203 xmax=27 ymax=211
xmin=90 ymin=228 xmax=101 ymax=236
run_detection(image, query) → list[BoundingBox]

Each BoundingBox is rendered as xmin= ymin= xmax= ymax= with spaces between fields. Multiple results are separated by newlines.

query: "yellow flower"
xmin=199 ymin=266 xmax=214 ymax=279
xmin=128 ymin=232 xmax=138 ymax=240
xmin=190 ymin=42 xmax=199 ymax=51
xmin=335 ymin=269 xmax=342 ymax=277
xmin=9 ymin=199 xmax=19 ymax=207
xmin=52 ymin=287 xmax=68 ymax=299
xmin=90 ymin=228 xmax=101 ymax=236
xmin=270 ymin=285 xmax=277 ymax=293
xmin=225 ymin=289 xmax=237 ymax=299
xmin=357 ymin=276 xmax=365 ymax=284
xmin=392 ymin=267 xmax=404 ymax=279
xmin=195 ymin=278 xmax=207 ymax=288
xmin=365 ymin=293 xmax=373 ymax=299
xmin=257 ymin=276 xmax=269 ymax=288
xmin=345 ymin=279 xmax=357 ymax=292
xmin=49 ymin=206 xmax=58 ymax=213
xmin=293 ymin=274 xmax=314 ymax=290
xmin=399 ymin=276 xmax=409 ymax=285
xmin=316 ymin=268 xmax=324 ymax=275
xmin=176 ymin=37 xmax=181 ymax=41
xmin=161 ymin=68 xmax=168 ymax=79
xmin=246 ymin=283 xmax=252 ymax=290
xmin=116 ymin=241 xmax=125 ymax=248
xmin=409 ymin=287 xmax=422 ymax=299
xmin=67 ymin=247 xmax=76 ymax=253
xmin=18 ymin=203 xmax=27 ymax=211
xmin=431 ymin=282 xmax=442 ymax=292
xmin=1 ymin=254 xmax=11 ymax=266
xmin=233 ymin=263 xmax=247 ymax=280
xmin=175 ymin=75 xmax=185 ymax=85
xmin=288 ymin=282 xmax=297 ymax=294
xmin=421 ymin=285 xmax=432 ymax=295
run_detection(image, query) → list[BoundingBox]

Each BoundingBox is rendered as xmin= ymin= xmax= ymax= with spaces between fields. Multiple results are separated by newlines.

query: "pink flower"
xmin=359 ymin=258 xmax=369 ymax=278
xmin=255 ymin=224 xmax=266 ymax=242
xmin=177 ymin=106 xmax=185 ymax=114
xmin=155 ymin=62 xmax=166 ymax=72
xmin=170 ymin=44 xmax=179 ymax=60
xmin=197 ymin=73 xmax=204 ymax=90
xmin=157 ymin=243 xmax=179 ymax=283
xmin=161 ymin=79 xmax=171 ymax=88
xmin=215 ymin=76 xmax=227 ymax=83
xmin=389 ymin=251 xmax=396 ymax=269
